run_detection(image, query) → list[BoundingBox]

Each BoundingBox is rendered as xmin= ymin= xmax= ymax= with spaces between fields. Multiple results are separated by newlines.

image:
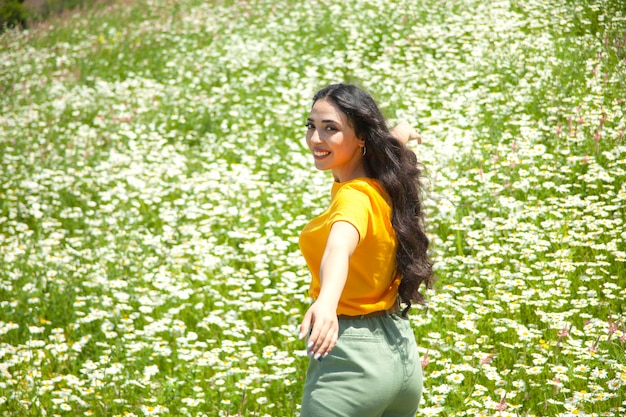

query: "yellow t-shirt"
xmin=299 ymin=177 xmax=401 ymax=316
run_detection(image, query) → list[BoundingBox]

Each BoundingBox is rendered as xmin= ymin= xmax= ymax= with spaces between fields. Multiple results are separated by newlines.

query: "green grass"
xmin=1 ymin=0 xmax=625 ymax=415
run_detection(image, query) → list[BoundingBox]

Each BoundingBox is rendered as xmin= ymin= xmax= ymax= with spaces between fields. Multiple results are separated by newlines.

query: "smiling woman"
xmin=1 ymin=0 xmax=624 ymax=414
xmin=297 ymin=83 xmax=433 ymax=416
xmin=305 ymin=102 xmax=419 ymax=182
xmin=305 ymin=98 xmax=366 ymax=182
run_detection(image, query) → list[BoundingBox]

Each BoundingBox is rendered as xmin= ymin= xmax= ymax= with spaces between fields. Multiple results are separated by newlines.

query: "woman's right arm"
xmin=299 ymin=221 xmax=360 ymax=359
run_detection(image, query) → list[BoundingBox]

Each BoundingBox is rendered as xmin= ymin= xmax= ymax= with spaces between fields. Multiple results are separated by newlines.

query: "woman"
xmin=298 ymin=83 xmax=434 ymax=416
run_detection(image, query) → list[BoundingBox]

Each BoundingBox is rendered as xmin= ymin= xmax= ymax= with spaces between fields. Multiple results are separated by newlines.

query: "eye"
xmin=325 ymin=125 xmax=338 ymax=131
xmin=305 ymin=122 xmax=314 ymax=129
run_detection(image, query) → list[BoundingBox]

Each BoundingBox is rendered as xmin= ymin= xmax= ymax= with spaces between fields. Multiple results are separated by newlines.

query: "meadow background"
xmin=1 ymin=0 xmax=625 ymax=416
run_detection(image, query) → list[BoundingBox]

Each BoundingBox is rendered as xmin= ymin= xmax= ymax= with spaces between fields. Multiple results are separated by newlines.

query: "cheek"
xmin=305 ymin=132 xmax=314 ymax=148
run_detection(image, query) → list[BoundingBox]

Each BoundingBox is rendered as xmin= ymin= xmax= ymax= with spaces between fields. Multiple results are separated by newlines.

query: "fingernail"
xmin=322 ymin=352 xmax=329 ymax=358
xmin=307 ymin=350 xmax=314 ymax=358
xmin=307 ymin=341 xmax=314 ymax=349
xmin=314 ymin=353 xmax=321 ymax=360
xmin=299 ymin=332 xmax=304 ymax=340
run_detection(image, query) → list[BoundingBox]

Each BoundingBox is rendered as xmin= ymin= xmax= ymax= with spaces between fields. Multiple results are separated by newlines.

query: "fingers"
xmin=299 ymin=302 xmax=339 ymax=360
xmin=318 ymin=325 xmax=338 ymax=358
xmin=306 ymin=316 xmax=338 ymax=360
xmin=391 ymin=122 xmax=422 ymax=145
xmin=298 ymin=310 xmax=312 ymax=341
xmin=410 ymin=130 xmax=422 ymax=144
xmin=406 ymin=127 xmax=422 ymax=144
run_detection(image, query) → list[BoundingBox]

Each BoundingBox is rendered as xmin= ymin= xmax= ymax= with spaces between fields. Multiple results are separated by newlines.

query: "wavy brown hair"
xmin=312 ymin=83 xmax=434 ymax=313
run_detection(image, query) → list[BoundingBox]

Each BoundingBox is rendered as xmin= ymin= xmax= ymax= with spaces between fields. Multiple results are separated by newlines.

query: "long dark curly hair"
xmin=312 ymin=83 xmax=434 ymax=312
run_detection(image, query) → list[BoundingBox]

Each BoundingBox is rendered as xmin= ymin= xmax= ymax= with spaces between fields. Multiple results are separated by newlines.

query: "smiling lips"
xmin=313 ymin=150 xmax=331 ymax=158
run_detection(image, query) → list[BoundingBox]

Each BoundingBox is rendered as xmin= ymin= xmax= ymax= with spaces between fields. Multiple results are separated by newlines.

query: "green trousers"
xmin=301 ymin=312 xmax=423 ymax=417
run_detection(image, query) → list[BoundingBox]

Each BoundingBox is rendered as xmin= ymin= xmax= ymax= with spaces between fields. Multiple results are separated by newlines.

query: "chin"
xmin=314 ymin=162 xmax=330 ymax=171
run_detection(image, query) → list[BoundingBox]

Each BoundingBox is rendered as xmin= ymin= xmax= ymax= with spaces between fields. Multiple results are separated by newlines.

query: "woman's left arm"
xmin=391 ymin=121 xmax=422 ymax=145
xmin=299 ymin=221 xmax=360 ymax=359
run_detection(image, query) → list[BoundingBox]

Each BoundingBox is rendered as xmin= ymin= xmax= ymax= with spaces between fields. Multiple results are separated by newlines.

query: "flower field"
xmin=1 ymin=0 xmax=625 ymax=415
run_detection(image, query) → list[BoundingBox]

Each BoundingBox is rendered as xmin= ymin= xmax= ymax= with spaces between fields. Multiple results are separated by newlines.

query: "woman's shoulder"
xmin=332 ymin=178 xmax=388 ymax=202
xmin=333 ymin=177 xmax=380 ymax=191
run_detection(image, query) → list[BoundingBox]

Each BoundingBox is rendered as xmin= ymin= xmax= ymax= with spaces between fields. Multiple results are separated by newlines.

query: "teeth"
xmin=314 ymin=151 xmax=330 ymax=156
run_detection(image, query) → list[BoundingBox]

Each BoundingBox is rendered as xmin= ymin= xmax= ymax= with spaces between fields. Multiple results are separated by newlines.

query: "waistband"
xmin=337 ymin=301 xmax=401 ymax=320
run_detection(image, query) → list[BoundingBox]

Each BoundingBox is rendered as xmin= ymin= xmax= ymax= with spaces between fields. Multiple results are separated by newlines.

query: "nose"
xmin=308 ymin=128 xmax=322 ymax=145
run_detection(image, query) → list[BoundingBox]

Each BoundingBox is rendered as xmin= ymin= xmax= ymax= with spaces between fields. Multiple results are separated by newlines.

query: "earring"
xmin=361 ymin=145 xmax=367 ymax=156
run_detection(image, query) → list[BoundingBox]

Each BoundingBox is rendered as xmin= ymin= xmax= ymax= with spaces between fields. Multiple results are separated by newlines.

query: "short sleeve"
xmin=327 ymin=185 xmax=370 ymax=243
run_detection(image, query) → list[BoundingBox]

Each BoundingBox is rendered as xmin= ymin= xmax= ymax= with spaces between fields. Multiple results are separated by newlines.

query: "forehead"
xmin=309 ymin=98 xmax=347 ymax=123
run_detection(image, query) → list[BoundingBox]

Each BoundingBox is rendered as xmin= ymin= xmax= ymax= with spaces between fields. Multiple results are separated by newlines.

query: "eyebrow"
xmin=307 ymin=117 xmax=340 ymax=124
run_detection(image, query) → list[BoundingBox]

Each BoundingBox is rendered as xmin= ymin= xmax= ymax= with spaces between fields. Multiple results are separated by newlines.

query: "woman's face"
xmin=305 ymin=98 xmax=365 ymax=182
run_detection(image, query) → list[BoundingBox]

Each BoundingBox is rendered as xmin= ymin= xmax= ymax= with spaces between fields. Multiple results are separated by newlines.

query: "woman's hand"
xmin=391 ymin=121 xmax=422 ymax=145
xmin=299 ymin=299 xmax=339 ymax=360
